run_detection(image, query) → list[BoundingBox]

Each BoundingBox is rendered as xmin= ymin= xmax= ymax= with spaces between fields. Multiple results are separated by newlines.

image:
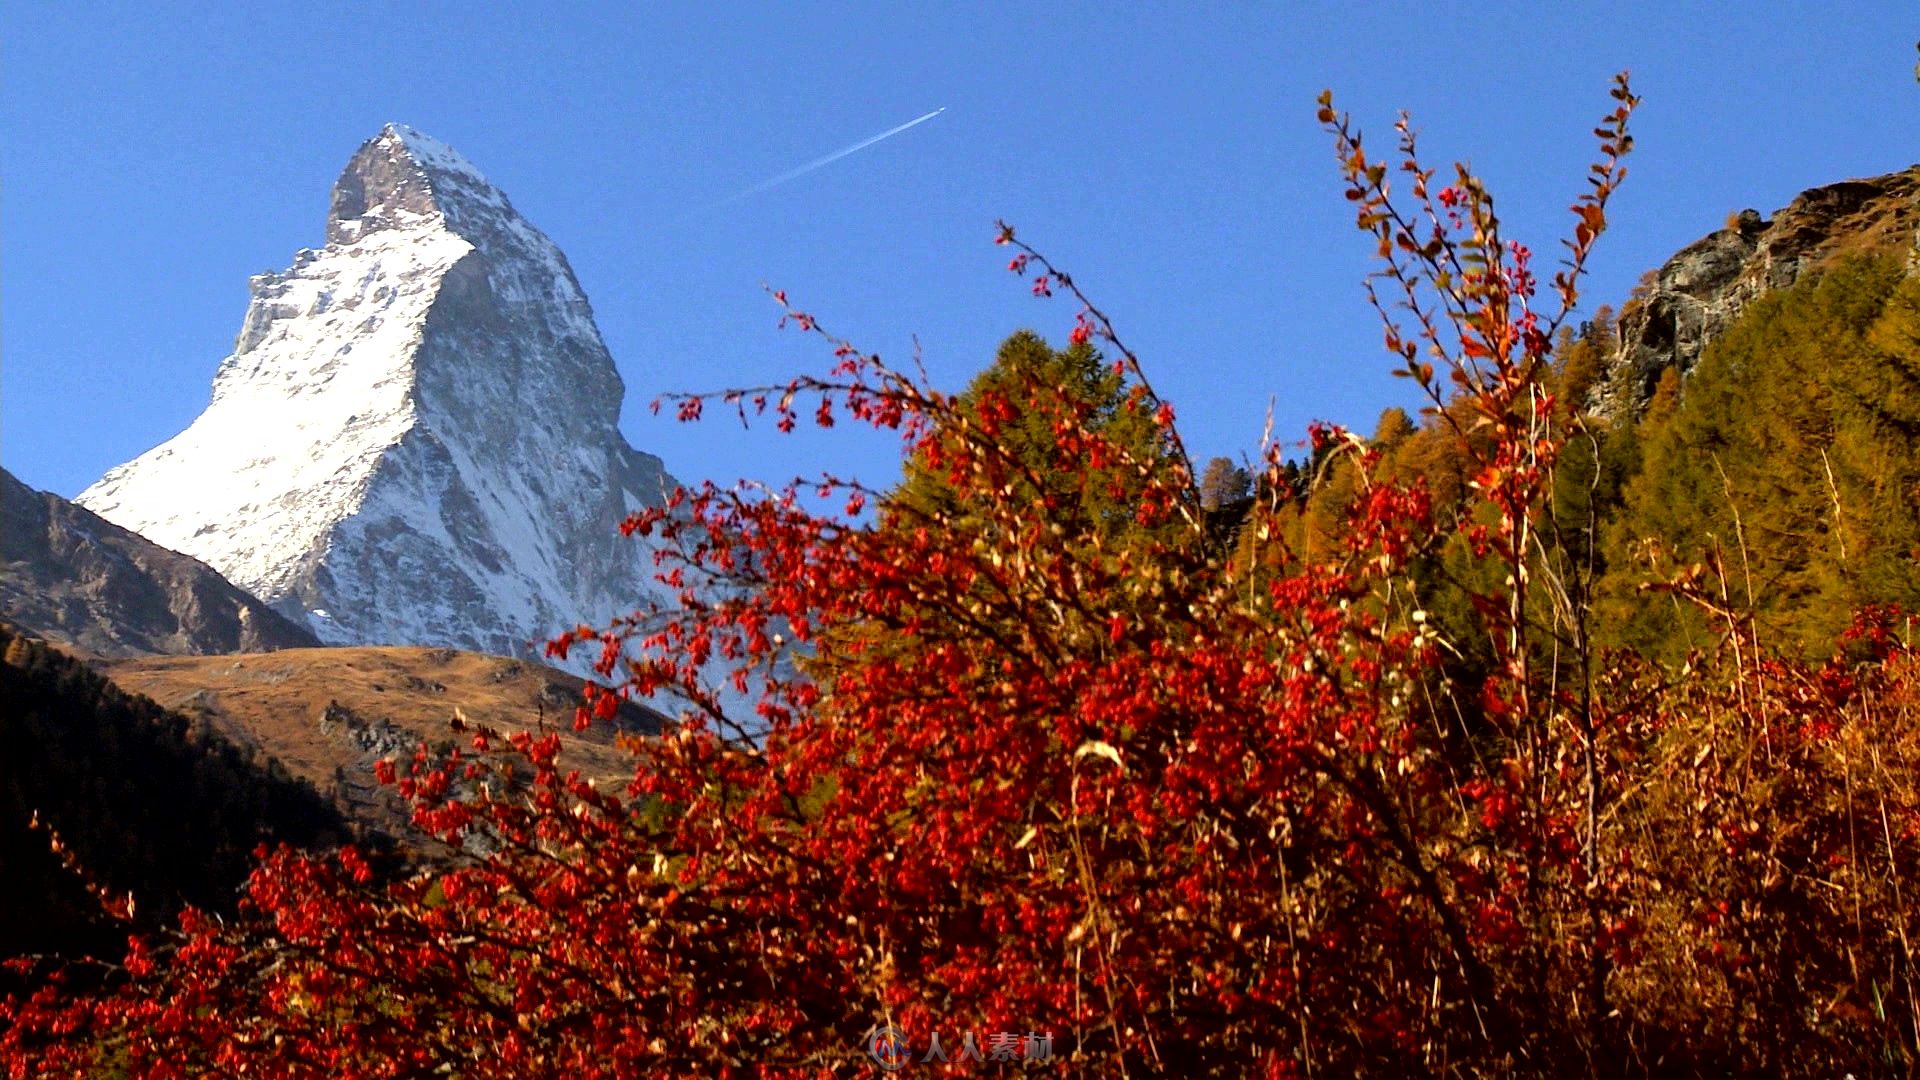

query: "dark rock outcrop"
xmin=1598 ymin=167 xmax=1920 ymax=418
xmin=0 ymin=467 xmax=319 ymax=657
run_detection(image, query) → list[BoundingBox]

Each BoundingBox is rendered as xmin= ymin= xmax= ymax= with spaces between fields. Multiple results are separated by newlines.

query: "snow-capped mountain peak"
xmin=79 ymin=125 xmax=677 ymax=665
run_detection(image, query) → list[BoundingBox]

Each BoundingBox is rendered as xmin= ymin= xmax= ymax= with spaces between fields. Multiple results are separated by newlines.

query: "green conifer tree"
xmin=890 ymin=330 xmax=1166 ymax=543
xmin=1600 ymin=253 xmax=1920 ymax=657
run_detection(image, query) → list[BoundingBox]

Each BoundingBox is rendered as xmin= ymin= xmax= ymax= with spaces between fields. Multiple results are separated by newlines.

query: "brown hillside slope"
xmin=97 ymin=646 xmax=666 ymax=842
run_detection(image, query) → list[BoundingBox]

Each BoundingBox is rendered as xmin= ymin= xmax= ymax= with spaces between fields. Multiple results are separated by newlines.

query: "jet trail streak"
xmin=720 ymin=107 xmax=947 ymax=205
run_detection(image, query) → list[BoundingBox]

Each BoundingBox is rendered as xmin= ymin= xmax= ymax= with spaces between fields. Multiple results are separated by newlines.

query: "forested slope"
xmin=0 ymin=625 xmax=347 ymax=965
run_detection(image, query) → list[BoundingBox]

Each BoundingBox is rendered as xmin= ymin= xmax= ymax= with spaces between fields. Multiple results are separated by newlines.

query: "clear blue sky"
xmin=4 ymin=3 xmax=1917 ymax=501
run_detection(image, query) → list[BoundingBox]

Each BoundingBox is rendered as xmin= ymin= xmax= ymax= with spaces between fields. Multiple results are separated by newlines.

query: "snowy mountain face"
xmin=79 ymin=124 xmax=678 ymax=665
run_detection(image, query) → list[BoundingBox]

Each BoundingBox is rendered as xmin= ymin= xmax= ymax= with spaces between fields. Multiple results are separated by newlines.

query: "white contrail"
xmin=718 ymin=107 xmax=947 ymax=206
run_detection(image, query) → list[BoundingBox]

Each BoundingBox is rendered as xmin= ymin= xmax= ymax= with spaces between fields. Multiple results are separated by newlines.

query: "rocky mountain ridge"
xmin=1597 ymin=165 xmax=1919 ymax=417
xmin=1 ymin=467 xmax=318 ymax=657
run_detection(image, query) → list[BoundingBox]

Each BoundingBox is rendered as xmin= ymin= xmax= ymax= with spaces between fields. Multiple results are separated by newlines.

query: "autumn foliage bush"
xmin=6 ymin=74 xmax=1920 ymax=1078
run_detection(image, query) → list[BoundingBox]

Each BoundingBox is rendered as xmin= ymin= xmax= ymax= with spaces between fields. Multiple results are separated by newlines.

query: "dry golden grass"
xmin=96 ymin=646 xmax=663 ymax=842
xmin=1795 ymin=166 xmax=1919 ymax=268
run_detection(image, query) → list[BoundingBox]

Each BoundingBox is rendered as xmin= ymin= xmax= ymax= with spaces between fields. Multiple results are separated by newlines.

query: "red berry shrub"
xmin=6 ymin=75 xmax=1918 ymax=1078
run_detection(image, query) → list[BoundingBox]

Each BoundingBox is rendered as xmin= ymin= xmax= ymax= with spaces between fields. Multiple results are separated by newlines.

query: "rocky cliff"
xmin=1597 ymin=165 xmax=1920 ymax=417
xmin=1 ymin=467 xmax=318 ymax=657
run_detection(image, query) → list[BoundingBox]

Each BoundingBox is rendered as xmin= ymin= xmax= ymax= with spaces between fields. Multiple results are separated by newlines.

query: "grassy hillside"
xmin=97 ymin=645 xmax=665 ymax=841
